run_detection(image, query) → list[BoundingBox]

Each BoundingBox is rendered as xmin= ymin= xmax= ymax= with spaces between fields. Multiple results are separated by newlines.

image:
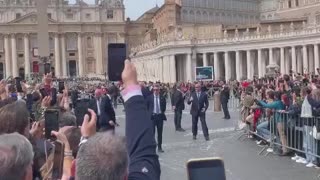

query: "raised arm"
xmin=258 ymin=100 xmax=280 ymax=109
xmin=122 ymin=60 xmax=160 ymax=180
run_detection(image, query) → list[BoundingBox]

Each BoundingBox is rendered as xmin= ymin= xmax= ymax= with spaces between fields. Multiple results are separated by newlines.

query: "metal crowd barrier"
xmin=237 ymin=108 xmax=320 ymax=162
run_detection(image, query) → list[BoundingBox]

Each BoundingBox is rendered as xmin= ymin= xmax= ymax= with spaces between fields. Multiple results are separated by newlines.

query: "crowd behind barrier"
xmin=234 ymin=71 xmax=320 ymax=169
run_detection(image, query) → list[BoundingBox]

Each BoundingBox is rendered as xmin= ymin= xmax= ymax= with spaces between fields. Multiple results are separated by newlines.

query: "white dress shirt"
xmin=153 ymin=95 xmax=160 ymax=114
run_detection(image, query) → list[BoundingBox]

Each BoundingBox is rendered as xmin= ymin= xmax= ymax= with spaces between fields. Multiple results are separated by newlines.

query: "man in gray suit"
xmin=188 ymin=83 xmax=210 ymax=141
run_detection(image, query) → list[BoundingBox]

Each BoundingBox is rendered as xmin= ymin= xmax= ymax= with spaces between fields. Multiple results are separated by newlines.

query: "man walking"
xmin=147 ymin=84 xmax=167 ymax=153
xmin=188 ymin=83 xmax=210 ymax=141
xmin=220 ymin=85 xmax=231 ymax=119
xmin=171 ymin=83 xmax=185 ymax=132
xmin=89 ymin=89 xmax=116 ymax=132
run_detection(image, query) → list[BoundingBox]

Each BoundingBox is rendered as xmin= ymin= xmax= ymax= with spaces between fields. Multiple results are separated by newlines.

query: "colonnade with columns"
xmin=134 ymin=43 xmax=320 ymax=83
xmin=2 ymin=32 xmax=106 ymax=78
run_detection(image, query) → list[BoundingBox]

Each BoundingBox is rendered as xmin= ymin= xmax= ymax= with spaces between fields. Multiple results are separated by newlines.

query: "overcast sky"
xmin=70 ymin=0 xmax=165 ymax=20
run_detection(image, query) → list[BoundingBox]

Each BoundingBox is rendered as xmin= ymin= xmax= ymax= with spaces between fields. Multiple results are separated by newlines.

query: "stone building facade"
xmin=0 ymin=0 xmax=126 ymax=79
xmin=130 ymin=0 xmax=320 ymax=83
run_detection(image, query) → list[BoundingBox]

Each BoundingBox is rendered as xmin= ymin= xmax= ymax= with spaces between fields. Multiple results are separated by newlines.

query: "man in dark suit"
xmin=147 ymin=84 xmax=167 ymax=153
xmin=171 ymin=84 xmax=185 ymax=132
xmin=187 ymin=83 xmax=210 ymax=141
xmin=220 ymin=85 xmax=231 ymax=119
xmin=89 ymin=89 xmax=116 ymax=132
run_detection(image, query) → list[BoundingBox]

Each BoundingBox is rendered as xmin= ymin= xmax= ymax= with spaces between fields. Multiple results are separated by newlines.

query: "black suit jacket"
xmin=171 ymin=90 xmax=185 ymax=111
xmin=146 ymin=94 xmax=167 ymax=121
xmin=188 ymin=91 xmax=209 ymax=116
xmin=220 ymin=87 xmax=230 ymax=104
xmin=89 ymin=95 xmax=116 ymax=130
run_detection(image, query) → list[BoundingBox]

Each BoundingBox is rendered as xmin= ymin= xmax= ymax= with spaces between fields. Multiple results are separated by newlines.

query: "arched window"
xmin=203 ymin=11 xmax=208 ymax=22
xmin=196 ymin=11 xmax=201 ymax=23
xmin=190 ymin=10 xmax=195 ymax=23
xmin=87 ymin=37 xmax=93 ymax=48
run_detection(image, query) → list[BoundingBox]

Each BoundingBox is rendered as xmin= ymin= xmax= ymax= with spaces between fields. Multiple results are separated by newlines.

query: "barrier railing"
xmin=238 ymin=108 xmax=320 ymax=165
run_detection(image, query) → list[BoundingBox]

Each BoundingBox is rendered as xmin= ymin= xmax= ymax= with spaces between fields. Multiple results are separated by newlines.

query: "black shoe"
xmin=158 ymin=148 xmax=164 ymax=153
xmin=205 ymin=137 xmax=210 ymax=141
xmin=193 ymin=136 xmax=197 ymax=140
xmin=224 ymin=117 xmax=230 ymax=120
xmin=177 ymin=128 xmax=185 ymax=132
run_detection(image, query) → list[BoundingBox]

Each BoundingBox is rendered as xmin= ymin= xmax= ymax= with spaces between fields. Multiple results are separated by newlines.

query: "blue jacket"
xmin=258 ymin=100 xmax=285 ymax=123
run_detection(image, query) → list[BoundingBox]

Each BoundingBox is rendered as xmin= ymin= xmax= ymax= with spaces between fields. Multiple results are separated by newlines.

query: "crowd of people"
xmin=4 ymin=56 xmax=320 ymax=180
xmin=0 ymin=60 xmax=162 ymax=180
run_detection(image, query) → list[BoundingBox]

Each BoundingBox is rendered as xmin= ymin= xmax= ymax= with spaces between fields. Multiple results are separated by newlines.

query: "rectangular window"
xmin=316 ymin=15 xmax=320 ymax=25
xmin=16 ymin=13 xmax=21 ymax=19
xmin=107 ymin=10 xmax=114 ymax=19
xmin=47 ymin=13 xmax=52 ymax=19
xmin=66 ymin=13 xmax=74 ymax=19
xmin=288 ymin=0 xmax=292 ymax=8
xmin=0 ymin=38 xmax=3 ymax=51
xmin=69 ymin=53 xmax=75 ymax=57
xmin=86 ymin=13 xmax=91 ymax=20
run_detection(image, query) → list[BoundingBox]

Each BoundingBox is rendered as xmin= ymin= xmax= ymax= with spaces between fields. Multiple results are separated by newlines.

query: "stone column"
xmin=297 ymin=48 xmax=302 ymax=73
xmin=269 ymin=47 xmax=274 ymax=65
xmin=78 ymin=33 xmax=84 ymax=76
xmin=11 ymin=34 xmax=18 ymax=77
xmin=61 ymin=34 xmax=67 ymax=77
xmin=4 ymin=35 xmax=11 ymax=78
xmin=186 ymin=53 xmax=192 ymax=81
xmin=280 ymin=47 xmax=285 ymax=74
xmin=225 ymin=51 xmax=231 ymax=81
xmin=247 ymin=50 xmax=252 ymax=80
xmin=169 ymin=55 xmax=176 ymax=83
xmin=257 ymin=49 xmax=263 ymax=78
xmin=303 ymin=45 xmax=308 ymax=73
xmin=24 ymin=34 xmax=31 ymax=77
xmin=214 ymin=52 xmax=220 ymax=80
xmin=239 ymin=51 xmax=244 ymax=79
xmin=291 ymin=46 xmax=297 ymax=73
xmin=315 ymin=44 xmax=319 ymax=71
xmin=94 ymin=33 xmax=103 ymax=75
xmin=54 ymin=34 xmax=61 ymax=77
xmin=203 ymin=52 xmax=208 ymax=66
xmin=285 ymin=48 xmax=290 ymax=74
xmin=236 ymin=51 xmax=241 ymax=81
xmin=308 ymin=46 xmax=314 ymax=73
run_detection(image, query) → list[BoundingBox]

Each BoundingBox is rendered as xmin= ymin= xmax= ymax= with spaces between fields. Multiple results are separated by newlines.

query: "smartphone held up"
xmin=187 ymin=157 xmax=226 ymax=180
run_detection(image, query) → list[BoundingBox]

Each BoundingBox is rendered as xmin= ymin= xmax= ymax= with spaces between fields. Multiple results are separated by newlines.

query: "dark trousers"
xmin=192 ymin=113 xmax=209 ymax=137
xmin=97 ymin=115 xmax=115 ymax=133
xmin=113 ymin=96 xmax=118 ymax=109
xmin=152 ymin=115 xmax=164 ymax=149
xmin=174 ymin=110 xmax=182 ymax=130
xmin=221 ymin=102 xmax=230 ymax=118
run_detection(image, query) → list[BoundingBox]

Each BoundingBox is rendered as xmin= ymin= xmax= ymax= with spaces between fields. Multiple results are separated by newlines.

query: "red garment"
xmin=253 ymin=109 xmax=262 ymax=131
xmin=241 ymin=81 xmax=250 ymax=89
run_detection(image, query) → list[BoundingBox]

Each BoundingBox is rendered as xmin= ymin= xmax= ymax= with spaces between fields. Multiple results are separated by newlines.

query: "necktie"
xmin=155 ymin=96 xmax=160 ymax=114
xmin=197 ymin=93 xmax=200 ymax=99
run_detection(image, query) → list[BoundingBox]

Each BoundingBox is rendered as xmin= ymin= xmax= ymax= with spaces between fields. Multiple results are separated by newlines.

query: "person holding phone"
xmin=187 ymin=83 xmax=210 ymax=141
